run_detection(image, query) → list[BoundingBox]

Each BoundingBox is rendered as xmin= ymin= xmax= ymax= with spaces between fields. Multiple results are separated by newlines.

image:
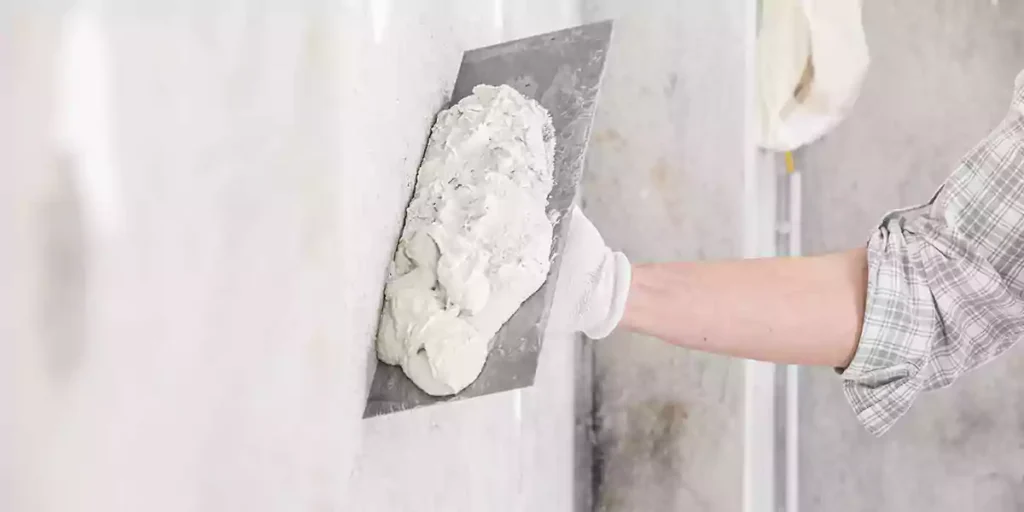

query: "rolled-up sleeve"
xmin=841 ymin=73 xmax=1024 ymax=436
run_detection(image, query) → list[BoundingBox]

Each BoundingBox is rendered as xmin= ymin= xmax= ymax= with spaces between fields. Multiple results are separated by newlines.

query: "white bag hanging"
xmin=757 ymin=0 xmax=870 ymax=151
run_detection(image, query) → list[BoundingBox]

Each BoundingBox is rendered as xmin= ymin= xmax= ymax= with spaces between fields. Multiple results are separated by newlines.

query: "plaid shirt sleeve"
xmin=841 ymin=71 xmax=1024 ymax=436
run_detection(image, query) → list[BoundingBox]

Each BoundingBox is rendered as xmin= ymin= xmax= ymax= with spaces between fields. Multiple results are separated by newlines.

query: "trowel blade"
xmin=364 ymin=20 xmax=613 ymax=418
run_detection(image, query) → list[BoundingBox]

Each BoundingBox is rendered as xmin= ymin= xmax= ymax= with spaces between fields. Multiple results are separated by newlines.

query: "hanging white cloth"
xmin=757 ymin=0 xmax=870 ymax=151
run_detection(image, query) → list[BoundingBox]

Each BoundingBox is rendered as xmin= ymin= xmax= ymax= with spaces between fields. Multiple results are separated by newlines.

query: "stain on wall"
xmin=581 ymin=0 xmax=749 ymax=510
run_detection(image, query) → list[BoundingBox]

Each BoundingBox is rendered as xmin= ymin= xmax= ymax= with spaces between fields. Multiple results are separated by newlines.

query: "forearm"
xmin=620 ymin=249 xmax=867 ymax=367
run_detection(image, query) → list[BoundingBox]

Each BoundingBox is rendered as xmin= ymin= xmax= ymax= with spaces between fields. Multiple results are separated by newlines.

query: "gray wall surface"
xmin=580 ymin=1 xmax=749 ymax=510
xmin=799 ymin=1 xmax=1024 ymax=510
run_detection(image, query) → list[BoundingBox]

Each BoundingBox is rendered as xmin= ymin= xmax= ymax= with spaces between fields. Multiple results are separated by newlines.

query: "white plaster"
xmin=378 ymin=85 xmax=555 ymax=396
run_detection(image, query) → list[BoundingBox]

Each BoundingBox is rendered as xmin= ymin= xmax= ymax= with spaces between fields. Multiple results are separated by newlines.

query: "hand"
xmin=550 ymin=206 xmax=631 ymax=339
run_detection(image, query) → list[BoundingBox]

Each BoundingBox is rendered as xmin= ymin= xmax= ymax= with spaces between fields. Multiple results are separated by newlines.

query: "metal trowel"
xmin=364 ymin=21 xmax=613 ymax=418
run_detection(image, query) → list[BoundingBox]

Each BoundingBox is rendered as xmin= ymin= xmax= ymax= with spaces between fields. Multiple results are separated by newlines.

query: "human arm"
xmin=555 ymin=206 xmax=865 ymax=368
xmin=621 ymin=250 xmax=866 ymax=368
xmin=558 ymin=71 xmax=1024 ymax=440
xmin=559 ymin=70 xmax=1024 ymax=436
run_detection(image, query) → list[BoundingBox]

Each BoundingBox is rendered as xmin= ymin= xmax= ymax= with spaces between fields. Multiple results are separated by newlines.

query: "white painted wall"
xmin=1 ymin=2 xmax=581 ymax=510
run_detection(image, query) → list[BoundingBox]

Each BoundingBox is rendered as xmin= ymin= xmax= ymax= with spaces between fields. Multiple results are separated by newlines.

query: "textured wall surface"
xmin=799 ymin=1 xmax=1024 ymax=510
xmin=580 ymin=1 xmax=749 ymax=510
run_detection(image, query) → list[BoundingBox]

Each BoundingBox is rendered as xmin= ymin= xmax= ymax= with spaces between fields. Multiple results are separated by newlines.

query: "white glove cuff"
xmin=582 ymin=251 xmax=631 ymax=339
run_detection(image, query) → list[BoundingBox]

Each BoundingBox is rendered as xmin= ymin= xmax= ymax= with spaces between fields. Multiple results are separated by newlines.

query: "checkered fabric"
xmin=841 ymin=71 xmax=1024 ymax=436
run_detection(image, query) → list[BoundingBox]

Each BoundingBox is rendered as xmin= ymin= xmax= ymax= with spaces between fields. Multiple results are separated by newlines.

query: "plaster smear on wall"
xmin=376 ymin=84 xmax=555 ymax=395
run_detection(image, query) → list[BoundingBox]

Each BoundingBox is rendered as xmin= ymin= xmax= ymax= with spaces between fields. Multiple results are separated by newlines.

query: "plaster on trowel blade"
xmin=364 ymin=20 xmax=613 ymax=418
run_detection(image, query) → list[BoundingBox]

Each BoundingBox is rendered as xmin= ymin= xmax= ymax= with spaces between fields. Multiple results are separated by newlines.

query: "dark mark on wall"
xmin=665 ymin=72 xmax=678 ymax=97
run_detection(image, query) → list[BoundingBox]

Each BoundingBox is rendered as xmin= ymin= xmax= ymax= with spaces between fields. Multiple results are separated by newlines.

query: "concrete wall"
xmin=579 ymin=1 xmax=750 ymax=510
xmin=1 ymin=2 xmax=586 ymax=511
xmin=798 ymin=1 xmax=1024 ymax=510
